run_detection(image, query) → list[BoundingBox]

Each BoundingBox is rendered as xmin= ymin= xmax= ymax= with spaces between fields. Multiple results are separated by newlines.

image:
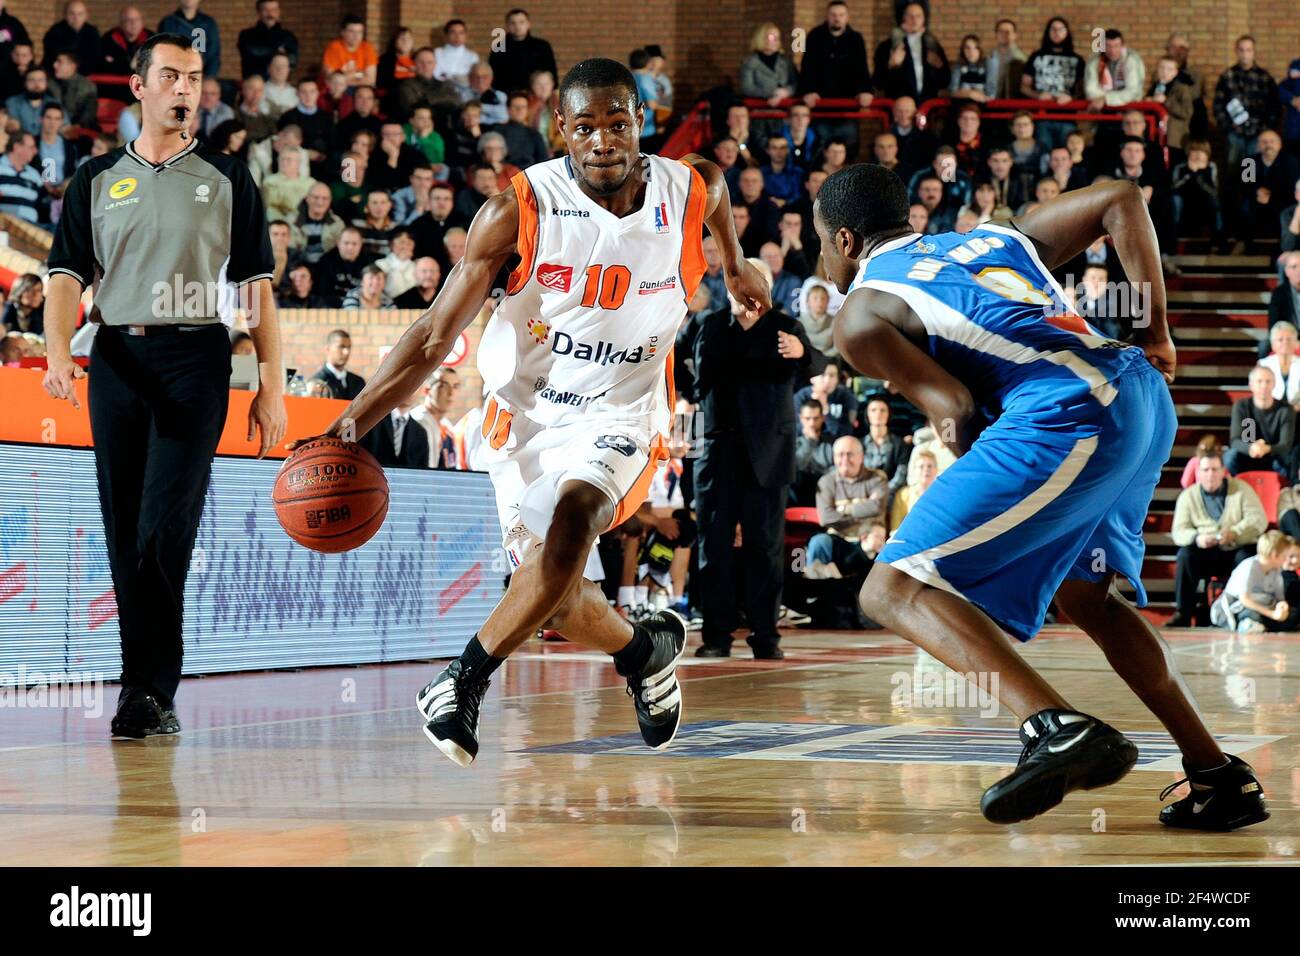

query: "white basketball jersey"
xmin=477 ymin=154 xmax=708 ymax=436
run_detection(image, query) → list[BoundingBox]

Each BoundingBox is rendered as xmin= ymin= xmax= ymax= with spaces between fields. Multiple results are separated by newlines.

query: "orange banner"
xmin=0 ymin=368 xmax=346 ymax=459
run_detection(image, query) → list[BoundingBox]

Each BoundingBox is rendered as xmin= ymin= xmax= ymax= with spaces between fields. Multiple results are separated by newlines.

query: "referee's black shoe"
xmin=1158 ymin=754 xmax=1269 ymax=830
xmin=980 ymin=709 xmax=1138 ymax=824
xmin=110 ymin=688 xmax=181 ymax=739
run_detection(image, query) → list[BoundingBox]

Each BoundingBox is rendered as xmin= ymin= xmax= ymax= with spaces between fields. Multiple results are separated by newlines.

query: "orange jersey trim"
xmin=507 ymin=172 xmax=539 ymax=295
xmin=678 ymin=161 xmax=709 ymax=300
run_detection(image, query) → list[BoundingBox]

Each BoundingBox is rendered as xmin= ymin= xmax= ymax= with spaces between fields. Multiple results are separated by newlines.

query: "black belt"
xmin=104 ymin=324 xmax=219 ymax=336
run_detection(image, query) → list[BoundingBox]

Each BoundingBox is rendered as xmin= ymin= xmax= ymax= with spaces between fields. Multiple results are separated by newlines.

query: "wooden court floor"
xmin=2 ymin=627 xmax=1296 ymax=866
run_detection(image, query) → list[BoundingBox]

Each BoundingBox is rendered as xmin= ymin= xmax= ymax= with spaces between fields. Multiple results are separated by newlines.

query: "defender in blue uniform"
xmin=814 ymin=164 xmax=1268 ymax=830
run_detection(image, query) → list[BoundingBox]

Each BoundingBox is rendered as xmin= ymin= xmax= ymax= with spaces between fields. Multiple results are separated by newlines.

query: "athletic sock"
xmin=1187 ymin=756 xmax=1233 ymax=776
xmin=618 ymin=586 xmax=636 ymax=609
xmin=458 ymin=635 xmax=504 ymax=681
xmin=612 ymin=624 xmax=653 ymax=676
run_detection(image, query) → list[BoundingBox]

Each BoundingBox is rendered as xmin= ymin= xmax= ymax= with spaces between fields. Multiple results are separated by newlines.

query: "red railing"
xmin=661 ymin=96 xmax=1169 ymax=160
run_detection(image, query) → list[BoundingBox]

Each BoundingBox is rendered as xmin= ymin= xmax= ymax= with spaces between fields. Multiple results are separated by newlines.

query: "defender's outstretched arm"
xmin=1013 ymin=180 xmax=1175 ymax=381
xmin=325 ymin=189 xmax=521 ymax=441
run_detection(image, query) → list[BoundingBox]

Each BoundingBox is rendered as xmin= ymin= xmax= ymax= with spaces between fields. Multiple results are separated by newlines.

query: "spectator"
xmin=334 ymin=84 xmax=382 ymax=150
xmin=235 ymin=74 xmax=275 ymax=142
xmin=1209 ymin=531 xmax=1297 ymax=632
xmin=797 ymin=1 xmax=873 ymax=157
xmin=377 ymin=26 xmax=416 ymax=109
xmin=740 ymin=22 xmax=797 ymax=148
xmin=467 ymin=62 xmax=508 ymax=126
xmin=984 ymin=18 xmax=1026 ymax=100
xmin=890 ymin=95 xmax=937 ymax=172
xmin=1073 ymin=263 xmax=1129 ymax=342
xmin=410 ymin=367 xmax=462 ymax=469
xmin=309 ymin=329 xmax=367 ymax=399
xmin=277 ymin=263 xmax=327 ymax=308
xmin=322 ymin=15 xmax=377 ymax=90
xmin=689 ymin=257 xmax=823 ymax=659
xmin=97 ymin=7 xmax=150 ymax=101
xmin=0 ymin=131 xmax=42 ymax=223
xmin=805 ymin=436 xmax=888 ymax=578
xmin=1021 ymin=17 xmax=1085 ymax=150
xmin=645 ymin=43 xmax=672 ymax=116
xmin=398 ymin=46 xmax=459 ymax=122
xmin=277 ymin=79 xmax=333 ymax=172
xmin=374 ymin=228 xmax=416 ymax=298
xmin=488 ymin=9 xmax=556 ymax=96
xmin=1227 ymin=365 xmax=1295 ymax=479
xmin=5 ymin=68 xmax=59 ymax=136
xmin=447 ymin=100 xmax=485 ymax=169
xmin=1259 ymin=321 xmax=1300 ymax=406
xmin=1280 ymin=475 xmax=1300 ymax=540
xmin=341 ymin=263 xmax=395 ymax=310
xmin=391 ymin=163 xmax=433 ymax=225
xmin=1149 ymin=56 xmax=1194 ymax=157
xmin=158 ymin=1 xmax=219 ymax=78
xmin=1168 ymin=450 xmax=1267 ymax=626
xmin=456 ymin=163 xmax=497 ymax=219
xmin=724 ymin=103 xmax=767 ymax=170
xmin=873 ymin=3 xmax=949 ymax=103
xmin=434 ymin=19 xmax=479 ymax=92
xmin=493 ymin=89 xmax=548 ymax=168
xmin=1240 ymin=131 xmax=1300 ymax=246
xmin=48 ymin=52 xmax=96 ymax=129
xmin=263 ymin=52 xmax=296 ymax=115
xmin=1213 ymin=36 xmax=1278 ymax=175
xmin=908 ymin=201 xmax=929 ymax=234
xmin=1165 ymin=31 xmax=1208 ymax=139
xmin=42 ymin=2 xmax=99 ymax=75
xmin=265 ymin=218 xmax=304 ymax=289
xmin=361 ymin=385 xmax=430 ymax=469
xmin=1282 ymin=57 xmax=1300 ymax=159
xmin=1180 ymin=434 xmax=1222 ymax=489
xmin=793 ymin=398 xmax=834 ymax=506
xmin=757 ymin=134 xmax=803 ymax=206
xmin=1114 ymin=136 xmax=1177 ymax=272
xmin=914 ymin=173 xmax=957 ymax=232
xmin=313 ymin=226 xmax=371 ymax=305
xmin=819 ymin=137 xmax=848 ymax=177
xmin=1047 ymin=146 xmax=1087 ymax=193
xmin=950 ymin=103 xmax=984 ymax=178
xmin=736 ymin=165 xmax=780 ymax=239
xmin=858 ymin=396 xmax=910 ymax=491
xmin=949 ymin=35 xmax=987 ymax=102
xmin=0 ymin=272 xmax=42 ymax=334
xmin=1265 ymin=253 xmax=1300 ymax=359
xmin=0 ymin=40 xmax=32 ymax=101
xmin=908 ymin=145 xmax=971 ymax=209
xmin=238 ymin=0 xmax=297 ymax=78
xmin=760 ymin=241 xmax=802 ymax=315
xmin=977 ymin=146 xmax=1026 ymax=211
xmin=248 ymin=121 xmax=299 ymax=183
xmin=408 ymin=181 xmax=467 ymax=266
xmin=698 ymin=233 xmax=727 ymax=309
xmin=369 ymin=121 xmax=424 ymax=192
xmin=352 ymin=188 xmax=398 ymax=258
xmin=192 ymin=77 xmax=231 ymax=140
xmin=907 ymin=420 xmax=956 ymax=484
xmin=442 ymin=226 xmax=467 ymax=268
xmin=0 ymin=1 xmax=29 ymax=67
xmin=890 ymin=448 xmax=937 ymax=528
xmin=782 ymin=102 xmax=816 ymax=170
xmin=261 ymin=147 xmax=316 ymax=222
xmin=526 ymin=68 xmax=562 ymax=157
xmin=1084 ymin=28 xmax=1145 ymax=111
xmin=393 ymin=256 xmax=441 ymax=308
xmin=776 ymin=209 xmax=811 ymax=277
xmin=35 ymin=102 xmax=75 ymax=196
xmin=960 ymin=179 xmax=1002 ymax=224
xmin=1008 ymin=110 xmax=1047 ymax=178
xmin=870 ymin=131 xmax=912 ymax=184
xmin=476 ymin=130 xmax=519 ymax=193
xmin=795 ymin=360 xmax=857 ymax=438
xmin=1170 ymin=139 xmax=1222 ymax=239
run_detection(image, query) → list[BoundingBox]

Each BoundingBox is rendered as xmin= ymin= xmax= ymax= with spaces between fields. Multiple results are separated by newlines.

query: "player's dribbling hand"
xmin=1142 ymin=338 xmax=1177 ymax=384
xmin=42 ymin=356 xmax=85 ymax=408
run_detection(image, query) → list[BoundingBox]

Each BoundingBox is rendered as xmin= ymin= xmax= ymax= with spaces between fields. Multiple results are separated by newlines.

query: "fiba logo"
xmin=194 ymin=184 xmax=210 ymax=204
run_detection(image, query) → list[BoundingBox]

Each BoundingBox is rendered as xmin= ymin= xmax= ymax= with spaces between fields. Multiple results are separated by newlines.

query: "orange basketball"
xmin=272 ymin=437 xmax=390 ymax=553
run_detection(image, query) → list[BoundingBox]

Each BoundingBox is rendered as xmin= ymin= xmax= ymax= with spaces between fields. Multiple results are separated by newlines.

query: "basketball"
xmin=272 ymin=437 xmax=389 ymax=553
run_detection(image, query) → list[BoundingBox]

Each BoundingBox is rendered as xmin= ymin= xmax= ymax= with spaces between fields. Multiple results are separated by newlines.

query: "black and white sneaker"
xmin=980 ymin=709 xmax=1138 ymax=824
xmin=623 ymin=610 xmax=686 ymax=750
xmin=416 ymin=659 xmax=491 ymax=767
xmin=1159 ymin=754 xmax=1269 ymax=830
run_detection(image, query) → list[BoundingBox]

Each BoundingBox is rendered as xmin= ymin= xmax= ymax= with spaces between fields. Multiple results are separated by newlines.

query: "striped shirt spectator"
xmin=0 ymin=131 xmax=44 ymax=223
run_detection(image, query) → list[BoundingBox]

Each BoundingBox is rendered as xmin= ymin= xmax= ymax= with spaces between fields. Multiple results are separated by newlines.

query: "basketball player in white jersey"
xmin=306 ymin=59 xmax=771 ymax=765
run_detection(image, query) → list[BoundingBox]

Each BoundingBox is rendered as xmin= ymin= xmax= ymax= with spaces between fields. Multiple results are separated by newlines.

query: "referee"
xmin=42 ymin=34 xmax=287 ymax=739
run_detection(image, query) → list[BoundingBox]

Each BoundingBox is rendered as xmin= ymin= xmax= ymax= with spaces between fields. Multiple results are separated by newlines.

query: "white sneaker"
xmin=1237 ymin=619 xmax=1266 ymax=634
xmin=779 ymin=605 xmax=812 ymax=626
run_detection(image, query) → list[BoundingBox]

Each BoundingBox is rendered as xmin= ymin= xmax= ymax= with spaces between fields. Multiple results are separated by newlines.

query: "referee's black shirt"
xmin=48 ymin=137 xmax=274 ymax=323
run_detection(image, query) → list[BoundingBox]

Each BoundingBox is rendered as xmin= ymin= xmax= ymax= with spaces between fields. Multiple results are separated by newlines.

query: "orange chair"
xmin=1234 ymin=470 xmax=1282 ymax=525
xmin=784 ymin=506 xmax=822 ymax=554
xmin=96 ymin=98 xmax=126 ymax=135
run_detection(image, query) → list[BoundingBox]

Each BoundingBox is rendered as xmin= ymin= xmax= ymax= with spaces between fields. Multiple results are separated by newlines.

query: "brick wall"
xmin=6 ymin=1 xmax=1291 ymax=112
xmin=277 ymin=307 xmax=484 ymax=420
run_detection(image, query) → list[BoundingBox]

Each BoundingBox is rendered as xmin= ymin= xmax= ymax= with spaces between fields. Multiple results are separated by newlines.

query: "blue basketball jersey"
xmin=848 ymin=224 xmax=1148 ymax=428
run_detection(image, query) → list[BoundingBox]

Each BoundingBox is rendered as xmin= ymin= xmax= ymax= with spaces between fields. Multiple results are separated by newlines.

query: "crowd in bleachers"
xmin=2 ymin=1 xmax=1300 ymax=637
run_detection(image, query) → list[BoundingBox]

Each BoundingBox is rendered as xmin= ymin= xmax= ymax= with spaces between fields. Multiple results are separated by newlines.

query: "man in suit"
xmin=309 ymin=328 xmax=367 ymax=400
xmin=686 ymin=258 xmax=825 ymax=659
xmin=362 ymin=387 xmax=430 ymax=469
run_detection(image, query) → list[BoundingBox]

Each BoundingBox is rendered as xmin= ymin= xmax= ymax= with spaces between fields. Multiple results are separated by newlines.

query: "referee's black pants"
xmin=694 ymin=433 xmax=786 ymax=652
xmin=89 ymin=325 xmax=231 ymax=708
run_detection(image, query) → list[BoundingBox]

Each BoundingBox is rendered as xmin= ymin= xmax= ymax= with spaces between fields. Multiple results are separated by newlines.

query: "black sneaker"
xmin=980 ymin=709 xmax=1138 ymax=824
xmin=416 ymin=659 xmax=491 ymax=767
xmin=622 ymin=610 xmax=686 ymax=749
xmin=1159 ymin=754 xmax=1269 ymax=830
xmin=110 ymin=689 xmax=181 ymax=739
